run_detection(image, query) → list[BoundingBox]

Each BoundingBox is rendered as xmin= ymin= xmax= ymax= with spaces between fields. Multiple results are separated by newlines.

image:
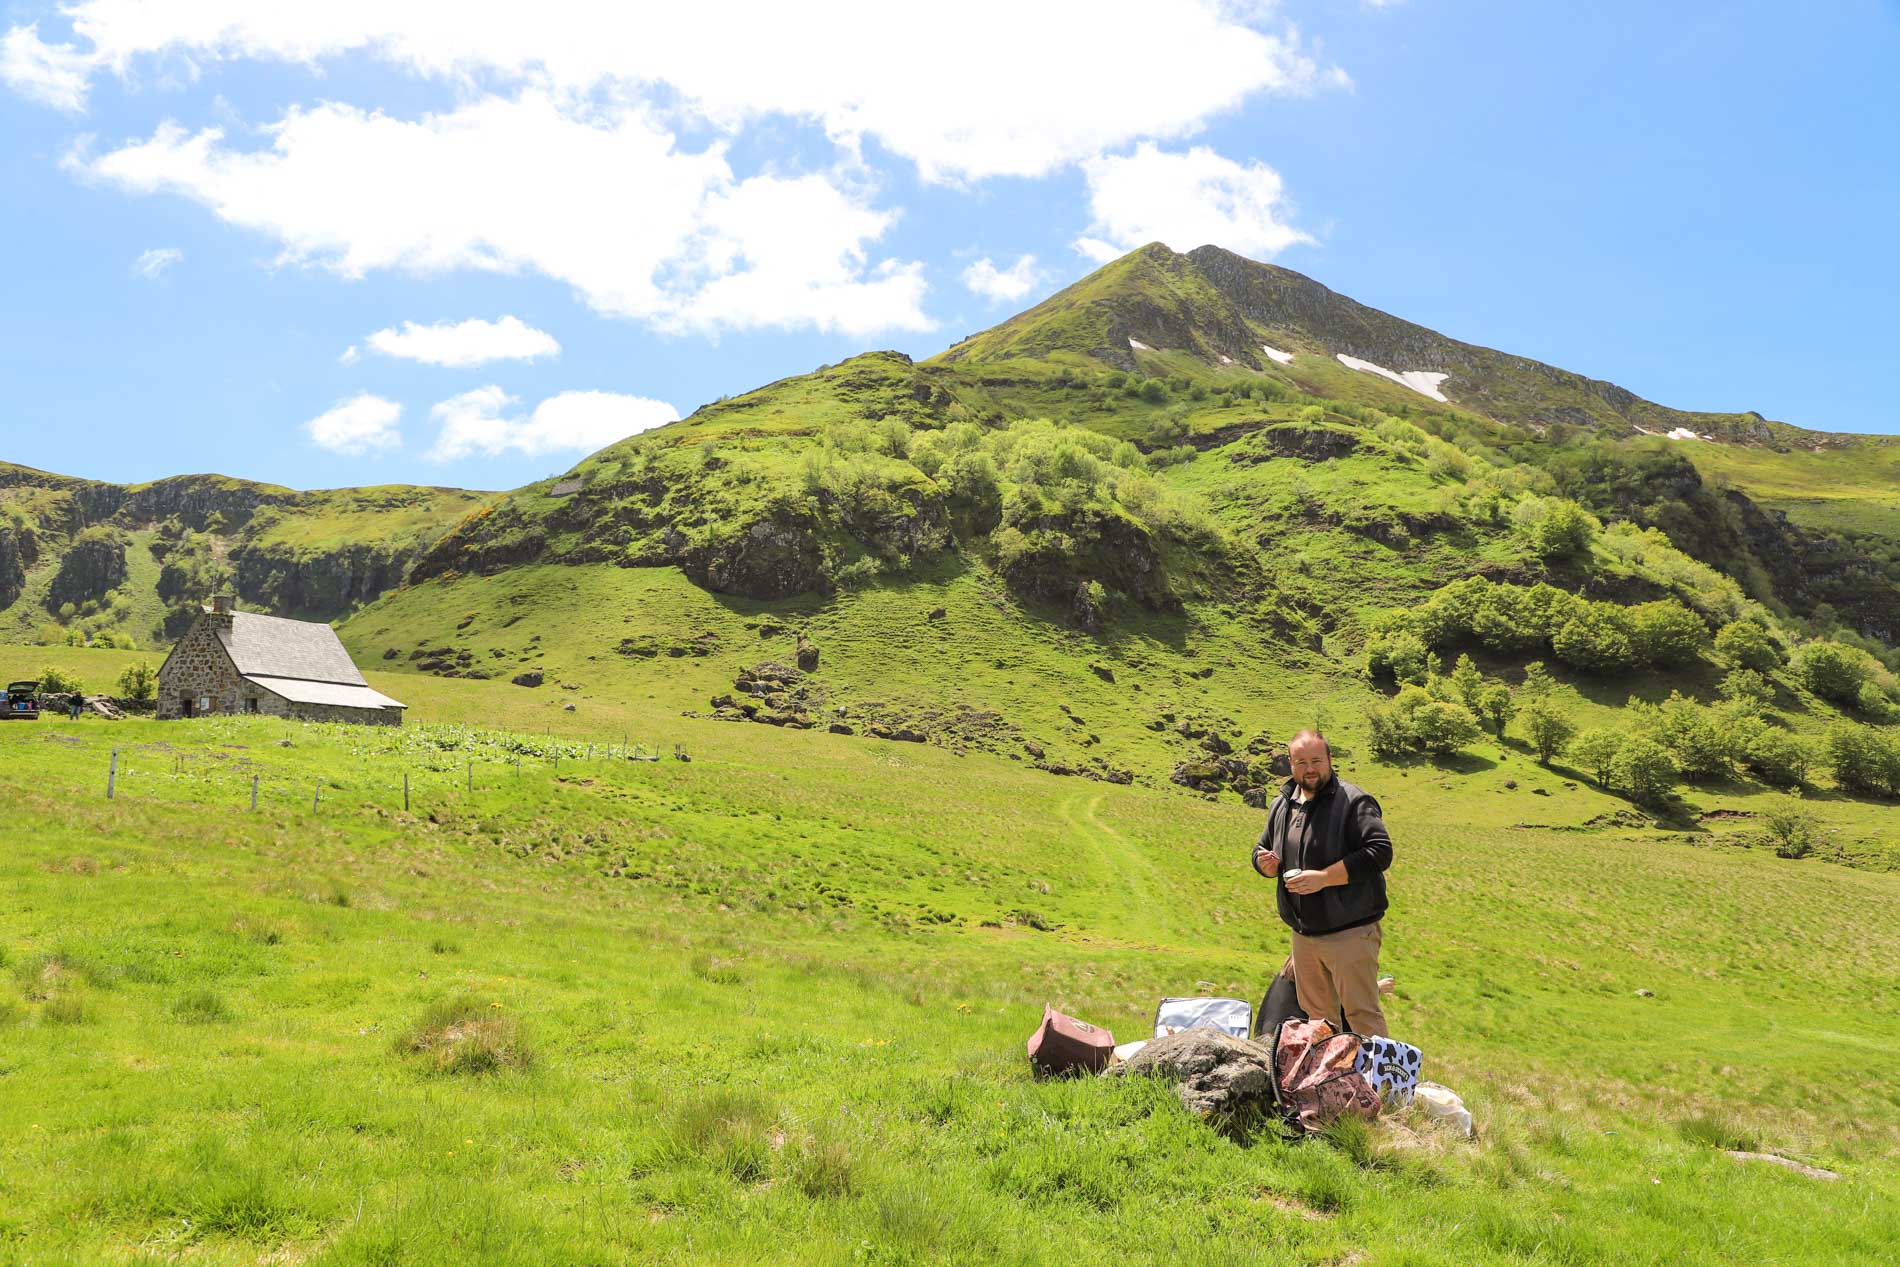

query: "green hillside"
xmin=1 ymin=664 xmax=1896 ymax=1264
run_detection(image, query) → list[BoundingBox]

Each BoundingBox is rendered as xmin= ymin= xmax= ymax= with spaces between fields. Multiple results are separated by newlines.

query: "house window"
xmin=243 ymin=698 xmax=259 ymax=714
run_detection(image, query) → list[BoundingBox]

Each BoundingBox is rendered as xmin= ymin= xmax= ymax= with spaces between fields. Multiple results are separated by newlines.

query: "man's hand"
xmin=1253 ymin=847 xmax=1280 ymax=878
xmin=1284 ymin=861 xmax=1347 ymax=894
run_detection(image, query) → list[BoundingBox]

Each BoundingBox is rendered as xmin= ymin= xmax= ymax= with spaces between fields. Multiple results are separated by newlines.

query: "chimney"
xmin=208 ymin=594 xmax=235 ymax=626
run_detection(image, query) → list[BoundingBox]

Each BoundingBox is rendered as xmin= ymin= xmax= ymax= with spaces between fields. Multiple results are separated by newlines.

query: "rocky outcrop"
xmin=0 ymin=521 xmax=37 ymax=609
xmin=230 ymin=541 xmax=413 ymax=619
xmin=795 ymin=632 xmax=820 ymax=671
xmin=45 ymin=527 xmax=126 ymax=611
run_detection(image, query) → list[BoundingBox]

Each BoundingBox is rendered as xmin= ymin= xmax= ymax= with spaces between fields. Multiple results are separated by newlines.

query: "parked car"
xmin=5 ymin=680 xmax=40 ymax=721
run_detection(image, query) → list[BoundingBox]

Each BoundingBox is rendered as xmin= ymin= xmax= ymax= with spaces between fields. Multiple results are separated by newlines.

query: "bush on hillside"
xmin=1447 ymin=654 xmax=1485 ymax=713
xmin=1512 ymin=496 xmax=1600 ymax=559
xmin=1827 ymin=724 xmax=1900 ymax=797
xmin=1718 ymin=668 xmax=1775 ymax=711
xmin=1610 ymin=736 xmax=1678 ymax=806
xmin=1570 ymin=728 xmax=1623 ymax=786
xmin=1478 ymin=683 xmax=1516 ymax=737
xmin=1366 ymin=686 xmax=1483 ymax=756
xmin=1551 ymin=607 xmax=1636 ymax=673
xmin=1626 ymin=600 xmax=1708 ymax=667
xmin=1627 ymin=692 xmax=1734 ymax=783
xmin=1856 ymin=680 xmax=1899 ymax=723
xmin=1795 ymin=641 xmax=1872 ymax=706
xmin=1743 ymin=728 xmax=1814 ymax=789
xmin=1715 ymin=620 xmax=1782 ymax=672
xmin=1758 ymin=798 xmax=1820 ymax=860
xmin=1365 ymin=630 xmax=1437 ymax=686
xmin=1517 ymin=696 xmax=1577 ymax=765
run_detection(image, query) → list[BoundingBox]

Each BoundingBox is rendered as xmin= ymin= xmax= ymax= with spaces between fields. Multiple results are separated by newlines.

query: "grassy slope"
xmin=1 ymin=664 xmax=1896 ymax=1265
xmin=1685 ymin=437 xmax=1900 ymax=541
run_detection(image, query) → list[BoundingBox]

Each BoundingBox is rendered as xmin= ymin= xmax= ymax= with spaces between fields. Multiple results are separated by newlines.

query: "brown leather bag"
xmin=1270 ymin=1017 xmax=1381 ymax=1132
xmin=1026 ymin=1005 xmax=1116 ymax=1077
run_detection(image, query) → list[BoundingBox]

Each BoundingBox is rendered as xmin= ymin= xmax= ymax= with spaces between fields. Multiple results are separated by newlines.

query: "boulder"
xmin=828 ymin=722 xmax=854 ymax=736
xmin=926 ymin=607 xmax=947 ymax=621
xmin=795 ymin=632 xmax=821 ymax=671
xmin=1023 ymin=741 xmax=1045 ymax=759
xmin=1089 ymin=662 xmax=1116 ymax=683
xmin=1200 ymin=733 xmax=1233 ymax=756
xmin=511 ymin=671 xmax=544 ymax=687
xmin=1116 ymin=1029 xmax=1278 ymax=1121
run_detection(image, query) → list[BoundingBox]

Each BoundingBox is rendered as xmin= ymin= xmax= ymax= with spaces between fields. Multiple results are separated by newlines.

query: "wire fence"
xmin=48 ymin=721 xmax=696 ymax=817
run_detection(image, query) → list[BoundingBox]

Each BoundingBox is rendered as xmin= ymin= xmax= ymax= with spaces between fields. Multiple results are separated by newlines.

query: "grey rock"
xmin=510 ymin=671 xmax=544 ymax=687
xmin=1116 ymin=1029 xmax=1278 ymax=1120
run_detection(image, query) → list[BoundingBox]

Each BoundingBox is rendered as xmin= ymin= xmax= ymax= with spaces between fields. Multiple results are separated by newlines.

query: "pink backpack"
xmin=1270 ymin=1017 xmax=1381 ymax=1132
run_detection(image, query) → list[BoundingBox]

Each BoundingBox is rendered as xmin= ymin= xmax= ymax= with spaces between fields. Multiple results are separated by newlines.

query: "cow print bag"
xmin=1354 ymin=1035 xmax=1422 ymax=1108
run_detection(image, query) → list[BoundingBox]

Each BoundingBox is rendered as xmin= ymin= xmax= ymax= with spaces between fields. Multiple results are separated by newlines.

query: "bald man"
xmin=1251 ymin=729 xmax=1393 ymax=1037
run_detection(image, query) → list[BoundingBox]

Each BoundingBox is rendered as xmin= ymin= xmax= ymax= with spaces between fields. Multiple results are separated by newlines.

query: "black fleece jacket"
xmin=1252 ymin=775 xmax=1393 ymax=935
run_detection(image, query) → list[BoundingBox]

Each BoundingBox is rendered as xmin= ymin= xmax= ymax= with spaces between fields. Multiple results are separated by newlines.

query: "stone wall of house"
xmin=155 ymin=610 xmax=243 ymax=719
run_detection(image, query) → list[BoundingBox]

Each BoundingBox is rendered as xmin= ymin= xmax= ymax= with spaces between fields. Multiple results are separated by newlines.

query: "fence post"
xmin=404 ymin=772 xmax=410 ymax=812
xmin=313 ymin=779 xmax=321 ymax=812
xmin=107 ymin=748 xmax=118 ymax=799
xmin=466 ymin=759 xmax=473 ymax=793
xmin=250 ymin=775 xmax=259 ymax=811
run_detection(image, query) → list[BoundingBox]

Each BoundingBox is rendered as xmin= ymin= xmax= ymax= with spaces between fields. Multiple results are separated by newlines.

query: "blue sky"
xmin=1 ymin=1 xmax=1896 ymax=492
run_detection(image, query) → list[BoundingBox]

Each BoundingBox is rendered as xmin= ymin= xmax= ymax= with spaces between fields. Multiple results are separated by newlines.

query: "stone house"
xmin=156 ymin=596 xmax=405 ymax=725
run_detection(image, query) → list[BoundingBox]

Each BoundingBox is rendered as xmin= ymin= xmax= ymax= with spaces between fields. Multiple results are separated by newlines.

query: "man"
xmin=1252 ymin=729 xmax=1393 ymax=1037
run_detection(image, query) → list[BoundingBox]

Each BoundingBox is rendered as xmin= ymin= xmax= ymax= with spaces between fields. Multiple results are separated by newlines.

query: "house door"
xmin=181 ymin=695 xmax=194 ymax=718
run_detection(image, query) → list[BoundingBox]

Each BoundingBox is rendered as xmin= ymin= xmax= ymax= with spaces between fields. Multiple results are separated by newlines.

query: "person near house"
xmin=1251 ymin=729 xmax=1393 ymax=1038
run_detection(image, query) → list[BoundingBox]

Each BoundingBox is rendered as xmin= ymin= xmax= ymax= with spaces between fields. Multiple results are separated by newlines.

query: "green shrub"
xmin=1743 ymin=728 xmax=1813 ymax=789
xmin=1366 ymin=686 xmax=1483 ymax=756
xmin=1715 ymin=620 xmax=1782 ymax=672
xmin=1718 ymin=668 xmax=1774 ymax=711
xmin=1759 ymin=798 xmax=1819 ymax=859
xmin=116 ymin=660 xmax=158 ymax=702
xmin=1478 ymin=683 xmax=1516 ymax=737
xmin=1365 ymin=631 xmax=1436 ymax=686
xmin=1570 ymin=728 xmax=1623 ymax=786
xmin=1517 ymin=697 xmax=1577 ymax=765
xmin=1447 ymin=654 xmax=1485 ymax=713
xmin=1796 ymin=641 xmax=1872 ymax=706
xmin=37 ymin=665 xmax=82 ymax=695
xmin=1856 ymin=680 xmax=1899 ymax=723
xmin=1627 ymin=600 xmax=1707 ymax=667
xmin=1551 ymin=607 xmax=1636 ymax=673
xmin=1827 ymin=724 xmax=1900 ymax=797
xmin=1610 ymin=737 xmax=1677 ymax=806
xmin=1512 ymin=496 xmax=1599 ymax=559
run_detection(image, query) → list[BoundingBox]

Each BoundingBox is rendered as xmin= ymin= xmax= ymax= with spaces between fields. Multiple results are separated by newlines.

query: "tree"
xmin=37 ymin=665 xmax=83 ymax=695
xmin=116 ymin=660 xmax=157 ymax=703
xmin=1651 ymin=692 xmax=1733 ymax=782
xmin=1744 ymin=728 xmax=1813 ymax=789
xmin=1571 ymin=728 xmax=1624 ymax=786
xmin=1479 ymin=683 xmax=1516 ymax=737
xmin=1514 ymin=496 xmax=1599 ymax=558
xmin=1715 ymin=620 xmax=1781 ymax=672
xmin=1795 ymin=641 xmax=1870 ymax=706
xmin=1759 ymin=796 xmax=1819 ymax=859
xmin=1827 ymin=724 xmax=1900 ymax=797
xmin=1610 ymin=736 xmax=1678 ymax=806
xmin=1447 ymin=654 xmax=1485 ymax=713
xmin=1627 ymin=600 xmax=1707 ymax=667
xmin=1718 ymin=668 xmax=1775 ymax=711
xmin=1366 ymin=685 xmax=1484 ymax=756
xmin=1365 ymin=631 xmax=1436 ymax=686
xmin=1552 ymin=607 xmax=1636 ymax=673
xmin=1518 ymin=696 xmax=1577 ymax=765
xmin=1856 ymin=680 xmax=1899 ymax=724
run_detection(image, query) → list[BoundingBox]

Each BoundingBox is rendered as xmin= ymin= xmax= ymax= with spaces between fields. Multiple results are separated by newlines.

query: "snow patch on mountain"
xmin=1335 ymin=353 xmax=1450 ymax=402
xmin=1261 ymin=344 xmax=1295 ymax=364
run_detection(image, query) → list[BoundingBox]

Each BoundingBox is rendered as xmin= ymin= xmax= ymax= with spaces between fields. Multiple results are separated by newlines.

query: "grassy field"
xmin=1687 ymin=437 xmax=1900 ymax=542
xmin=2 ymin=646 xmax=1896 ymax=1264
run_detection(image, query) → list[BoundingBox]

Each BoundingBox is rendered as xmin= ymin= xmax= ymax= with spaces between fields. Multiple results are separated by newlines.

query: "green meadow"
xmin=3 ymin=647 xmax=1897 ymax=1265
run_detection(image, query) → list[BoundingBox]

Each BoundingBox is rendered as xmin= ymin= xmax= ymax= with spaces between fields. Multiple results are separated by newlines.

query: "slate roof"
xmin=215 ymin=612 xmax=368 ymax=686
xmin=244 ymin=675 xmax=406 ymax=711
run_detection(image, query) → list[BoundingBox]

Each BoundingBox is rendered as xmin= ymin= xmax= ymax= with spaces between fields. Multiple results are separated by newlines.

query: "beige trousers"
xmin=1289 ymin=920 xmax=1387 ymax=1038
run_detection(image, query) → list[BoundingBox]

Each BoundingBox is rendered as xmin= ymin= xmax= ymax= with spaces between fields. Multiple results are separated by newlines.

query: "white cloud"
xmin=1075 ymin=142 xmax=1311 ymax=263
xmin=428 ymin=386 xmax=677 ymax=461
xmin=962 ymin=254 xmax=1041 ymax=303
xmin=75 ymin=92 xmax=932 ymax=335
xmin=14 ymin=2 xmax=1338 ymax=180
xmin=131 ymin=246 xmax=181 ymax=278
xmin=338 ymin=344 xmax=360 ymax=365
xmin=0 ymin=23 xmax=92 ymax=112
xmin=365 ymin=315 xmax=559 ymax=368
xmin=306 ymin=392 xmax=401 ymax=456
